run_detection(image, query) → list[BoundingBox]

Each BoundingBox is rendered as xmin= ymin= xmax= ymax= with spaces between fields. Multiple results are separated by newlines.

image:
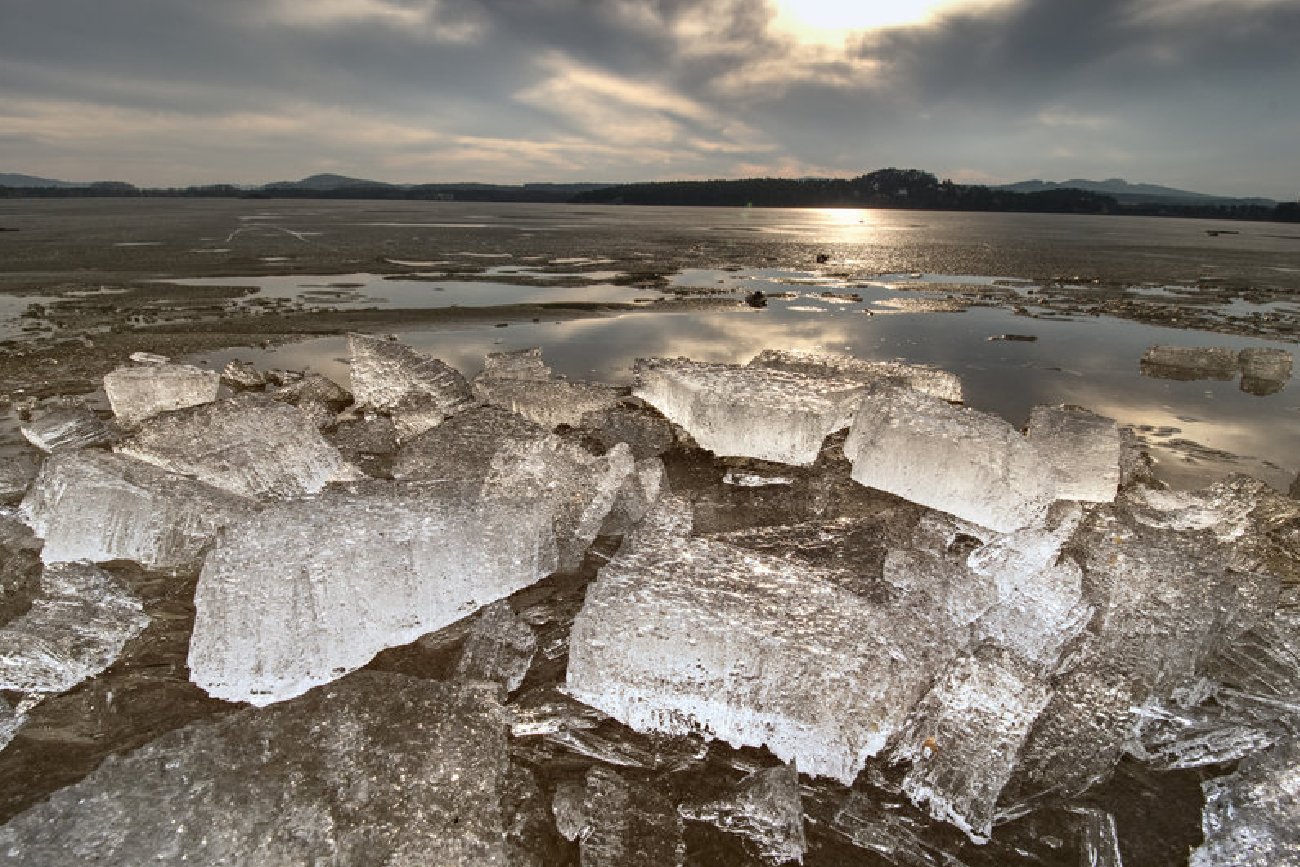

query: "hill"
xmin=996 ymin=178 xmax=1276 ymax=207
xmin=0 ymin=173 xmax=81 ymax=188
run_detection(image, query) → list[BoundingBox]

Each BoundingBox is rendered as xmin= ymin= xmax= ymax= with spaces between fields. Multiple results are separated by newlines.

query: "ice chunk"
xmin=20 ymin=406 xmax=111 ymax=453
xmin=633 ymin=358 xmax=865 ymax=465
xmin=749 ymin=348 xmax=963 ymax=403
xmin=482 ymin=346 xmax=552 ymax=381
xmin=1026 ymin=405 xmax=1120 ymax=503
xmin=1190 ymin=737 xmax=1300 ymax=867
xmin=484 ymin=436 xmax=634 ymax=571
xmin=1139 ymin=345 xmax=1239 ymax=381
xmin=391 ymin=405 xmax=545 ymax=482
xmin=0 ymin=674 xmax=516 ymax=865
xmin=679 ymin=763 xmax=807 ymax=864
xmin=566 ymin=497 xmax=960 ymax=783
xmin=552 ymin=780 xmax=588 ymax=841
xmin=347 ymin=333 xmax=474 ymax=439
xmin=0 ymin=452 xmax=40 ymax=504
xmin=474 ymin=377 xmax=623 ymax=430
xmin=844 ymin=383 xmax=1056 ymax=532
xmin=189 ymin=481 xmax=558 ymax=705
xmin=1238 ymin=347 xmax=1293 ymax=396
xmin=577 ymin=767 xmax=685 ymax=867
xmin=602 ymin=458 xmax=666 ymax=537
xmin=890 ymin=644 xmax=1053 ymax=842
xmin=102 ymin=362 xmax=220 ymax=426
xmin=117 ymin=393 xmax=360 ymax=500
xmin=578 ymin=400 xmax=677 ymax=459
xmin=128 ymin=351 xmax=169 ymax=365
xmin=0 ymin=695 xmax=24 ymax=752
xmin=220 ymin=359 xmax=266 ymax=389
xmin=454 ymin=600 xmax=537 ymax=693
xmin=0 ymin=562 xmax=148 ymax=693
xmin=20 ymin=450 xmax=256 ymax=569
xmin=1126 ymin=697 xmax=1282 ymax=770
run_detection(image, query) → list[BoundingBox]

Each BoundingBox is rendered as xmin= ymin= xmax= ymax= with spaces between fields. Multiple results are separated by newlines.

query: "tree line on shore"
xmin=2 ymin=169 xmax=1296 ymax=222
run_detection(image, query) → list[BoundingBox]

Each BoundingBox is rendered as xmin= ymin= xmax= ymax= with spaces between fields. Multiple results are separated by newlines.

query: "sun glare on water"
xmin=772 ymin=0 xmax=1003 ymax=42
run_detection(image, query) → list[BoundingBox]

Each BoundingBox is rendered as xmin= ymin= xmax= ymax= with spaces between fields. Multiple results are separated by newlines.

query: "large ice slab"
xmin=566 ymin=497 xmax=960 ymax=783
xmin=20 ymin=405 xmax=111 ymax=453
xmin=347 ymin=333 xmax=474 ymax=439
xmin=1190 ymin=737 xmax=1300 ymax=867
xmin=0 ymin=562 xmax=149 ymax=693
xmin=189 ymin=480 xmax=558 ymax=705
xmin=117 ymin=393 xmax=360 ymax=500
xmin=1238 ymin=347 xmax=1293 ymax=395
xmin=473 ymin=377 xmax=623 ymax=430
xmin=0 ymin=674 xmax=516 ymax=866
xmin=844 ymin=383 xmax=1056 ymax=532
xmin=749 ymin=348 xmax=963 ymax=403
xmin=102 ymin=362 xmax=220 ymax=426
xmin=20 ymin=450 xmax=256 ymax=569
xmin=1140 ymin=345 xmax=1240 ymax=381
xmin=1025 ymin=405 xmax=1120 ymax=503
xmin=633 ymin=358 xmax=866 ymax=465
xmin=890 ymin=644 xmax=1052 ymax=842
xmin=679 ymin=763 xmax=807 ymax=864
xmin=391 ymin=405 xmax=546 ymax=483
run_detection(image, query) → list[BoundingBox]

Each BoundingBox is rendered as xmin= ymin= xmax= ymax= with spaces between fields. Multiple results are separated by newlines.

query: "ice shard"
xmin=220 ymin=359 xmax=267 ymax=389
xmin=483 ymin=436 xmax=634 ymax=571
xmin=679 ymin=763 xmax=807 ymax=864
xmin=890 ymin=644 xmax=1053 ymax=842
xmin=0 ymin=562 xmax=149 ymax=693
xmin=347 ymin=333 xmax=475 ymax=439
xmin=117 ymin=393 xmax=361 ymax=500
xmin=566 ymin=497 xmax=960 ymax=783
xmin=844 ymin=383 xmax=1056 ymax=532
xmin=633 ymin=358 xmax=866 ymax=465
xmin=20 ymin=449 xmax=256 ymax=569
xmin=0 ymin=674 xmax=517 ymax=866
xmin=749 ymin=348 xmax=963 ymax=403
xmin=1139 ymin=345 xmax=1240 ymax=381
xmin=1025 ymin=405 xmax=1120 ymax=503
xmin=189 ymin=480 xmax=558 ymax=705
xmin=482 ymin=346 xmax=552 ymax=381
xmin=102 ymin=362 xmax=220 ymax=426
xmin=20 ymin=405 xmax=111 ymax=453
xmin=473 ymin=377 xmax=623 ymax=431
xmin=576 ymin=767 xmax=685 ymax=867
xmin=391 ymin=405 xmax=546 ymax=483
xmin=602 ymin=458 xmax=666 ymax=537
xmin=578 ymin=400 xmax=678 ymax=459
xmin=1190 ymin=737 xmax=1300 ymax=867
xmin=454 ymin=600 xmax=537 ymax=694
xmin=0 ymin=695 xmax=23 ymax=752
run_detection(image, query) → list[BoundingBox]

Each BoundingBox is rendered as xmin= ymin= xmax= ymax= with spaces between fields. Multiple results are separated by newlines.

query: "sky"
xmin=1 ymin=0 xmax=1297 ymax=197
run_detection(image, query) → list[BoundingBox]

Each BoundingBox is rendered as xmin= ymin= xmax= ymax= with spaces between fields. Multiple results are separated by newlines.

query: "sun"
xmin=771 ymin=0 xmax=999 ymax=42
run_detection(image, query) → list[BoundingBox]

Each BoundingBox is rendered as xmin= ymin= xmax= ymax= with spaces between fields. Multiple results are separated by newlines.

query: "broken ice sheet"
xmin=749 ymin=348 xmax=963 ymax=404
xmin=566 ymin=496 xmax=960 ymax=784
xmin=1139 ymin=345 xmax=1240 ymax=381
xmin=482 ymin=346 xmax=552 ymax=381
xmin=679 ymin=763 xmax=807 ymax=865
xmin=1025 ymin=405 xmax=1120 ymax=503
xmin=578 ymin=400 xmax=677 ymax=460
xmin=117 ymin=393 xmax=361 ymax=500
xmin=20 ymin=449 xmax=256 ymax=570
xmin=391 ymin=405 xmax=545 ymax=483
xmin=189 ymin=480 xmax=558 ymax=705
xmin=473 ymin=377 xmax=624 ymax=430
xmin=0 ymin=674 xmax=517 ymax=866
xmin=890 ymin=643 xmax=1053 ymax=843
xmin=0 ymin=562 xmax=148 ymax=693
xmin=102 ymin=362 xmax=220 ymax=427
xmin=20 ymin=405 xmax=111 ymax=453
xmin=844 ymin=383 xmax=1055 ymax=533
xmin=575 ymin=767 xmax=686 ymax=867
xmin=601 ymin=458 xmax=666 ymax=538
xmin=633 ymin=358 xmax=866 ymax=465
xmin=454 ymin=599 xmax=537 ymax=694
xmin=347 ymin=333 xmax=475 ymax=439
xmin=1190 ymin=737 xmax=1300 ymax=867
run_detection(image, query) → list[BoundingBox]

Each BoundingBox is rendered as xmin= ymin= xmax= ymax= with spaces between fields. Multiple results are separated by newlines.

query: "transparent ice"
xmin=102 ymin=362 xmax=220 ymax=427
xmin=346 ymin=333 xmax=475 ymax=439
xmin=1025 ymin=405 xmax=1120 ymax=503
xmin=20 ymin=406 xmax=111 ymax=453
xmin=454 ymin=599 xmax=538 ymax=694
xmin=749 ymin=348 xmax=963 ymax=403
xmin=1190 ymin=737 xmax=1300 ymax=867
xmin=679 ymin=763 xmax=807 ymax=864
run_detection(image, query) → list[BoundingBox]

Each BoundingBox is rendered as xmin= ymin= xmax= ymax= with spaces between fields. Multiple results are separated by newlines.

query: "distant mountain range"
xmin=0 ymin=172 xmax=84 ymax=188
xmin=994 ymin=178 xmax=1276 ymax=207
xmin=262 ymin=173 xmax=610 ymax=196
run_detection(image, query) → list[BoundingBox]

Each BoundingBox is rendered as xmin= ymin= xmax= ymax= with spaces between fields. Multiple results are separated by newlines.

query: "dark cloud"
xmin=0 ymin=0 xmax=1295 ymax=195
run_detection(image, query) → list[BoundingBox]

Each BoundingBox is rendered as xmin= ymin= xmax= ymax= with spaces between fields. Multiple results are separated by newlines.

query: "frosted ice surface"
xmin=844 ymin=383 xmax=1056 ymax=533
xmin=117 ymin=393 xmax=361 ymax=500
xmin=220 ymin=359 xmax=266 ymax=389
xmin=749 ymin=348 xmax=963 ymax=403
xmin=602 ymin=458 xmax=666 ymax=537
xmin=102 ymin=362 xmax=220 ymax=426
xmin=1239 ymin=347 xmax=1293 ymax=395
xmin=1026 ymin=405 xmax=1120 ymax=503
xmin=484 ymin=436 xmax=634 ymax=571
xmin=20 ymin=450 xmax=256 ymax=569
xmin=679 ymin=763 xmax=807 ymax=864
xmin=189 ymin=481 xmax=558 ymax=705
xmin=578 ymin=767 xmax=685 ymax=867
xmin=0 ymin=562 xmax=148 ymax=693
xmin=454 ymin=600 xmax=537 ymax=693
xmin=20 ymin=406 xmax=110 ymax=453
xmin=347 ymin=333 xmax=474 ymax=439
xmin=566 ymin=497 xmax=960 ymax=784
xmin=633 ymin=358 xmax=866 ymax=465
xmin=474 ymin=377 xmax=623 ymax=430
xmin=482 ymin=346 xmax=552 ymax=381
xmin=1190 ymin=737 xmax=1300 ymax=867
xmin=891 ymin=644 xmax=1053 ymax=842
xmin=0 ymin=674 xmax=516 ymax=866
xmin=578 ymin=401 xmax=677 ymax=459
xmin=1140 ymin=345 xmax=1240 ymax=381
xmin=1126 ymin=698 xmax=1282 ymax=770
xmin=391 ymin=405 xmax=545 ymax=482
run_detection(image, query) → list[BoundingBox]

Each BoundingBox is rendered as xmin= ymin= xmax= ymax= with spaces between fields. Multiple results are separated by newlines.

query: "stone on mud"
xmin=102 ymin=362 xmax=220 ymax=427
